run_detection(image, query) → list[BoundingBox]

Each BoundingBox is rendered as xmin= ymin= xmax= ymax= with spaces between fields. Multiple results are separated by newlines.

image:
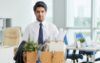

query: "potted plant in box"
xmin=79 ymin=38 xmax=85 ymax=43
xmin=24 ymin=41 xmax=39 ymax=52
xmin=79 ymin=38 xmax=86 ymax=47
xmin=23 ymin=38 xmax=39 ymax=63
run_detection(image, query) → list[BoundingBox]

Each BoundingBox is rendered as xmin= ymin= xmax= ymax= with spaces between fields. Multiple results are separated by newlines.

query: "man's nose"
xmin=39 ymin=12 xmax=43 ymax=16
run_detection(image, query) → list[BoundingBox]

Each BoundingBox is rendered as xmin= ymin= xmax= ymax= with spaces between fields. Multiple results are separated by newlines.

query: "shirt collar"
xmin=36 ymin=20 xmax=46 ymax=26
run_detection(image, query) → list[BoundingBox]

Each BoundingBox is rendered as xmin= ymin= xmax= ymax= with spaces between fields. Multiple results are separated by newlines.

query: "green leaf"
xmin=79 ymin=38 xmax=85 ymax=43
xmin=23 ymin=40 xmax=39 ymax=52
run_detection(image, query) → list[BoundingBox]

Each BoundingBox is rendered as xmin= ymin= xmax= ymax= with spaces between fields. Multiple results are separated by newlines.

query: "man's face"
xmin=34 ymin=7 xmax=46 ymax=22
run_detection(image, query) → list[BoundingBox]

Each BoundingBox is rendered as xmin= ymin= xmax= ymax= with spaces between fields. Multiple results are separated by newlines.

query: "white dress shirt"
xmin=22 ymin=20 xmax=59 ymax=43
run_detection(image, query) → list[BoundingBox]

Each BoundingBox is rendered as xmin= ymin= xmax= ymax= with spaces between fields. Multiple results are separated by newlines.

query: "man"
xmin=22 ymin=1 xmax=59 ymax=44
xmin=14 ymin=1 xmax=59 ymax=63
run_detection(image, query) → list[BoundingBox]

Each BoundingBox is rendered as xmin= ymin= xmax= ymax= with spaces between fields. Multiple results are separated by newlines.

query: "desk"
xmin=66 ymin=46 xmax=99 ymax=51
xmin=66 ymin=45 xmax=100 ymax=62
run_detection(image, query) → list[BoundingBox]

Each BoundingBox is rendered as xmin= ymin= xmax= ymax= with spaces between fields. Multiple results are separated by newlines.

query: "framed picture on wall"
xmin=0 ymin=31 xmax=3 ymax=45
xmin=0 ymin=19 xmax=3 ymax=30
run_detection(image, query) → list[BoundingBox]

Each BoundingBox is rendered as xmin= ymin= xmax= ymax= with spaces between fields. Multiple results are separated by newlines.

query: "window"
xmin=93 ymin=0 xmax=100 ymax=28
xmin=66 ymin=0 xmax=91 ymax=28
xmin=66 ymin=0 xmax=91 ymax=42
xmin=93 ymin=0 xmax=100 ymax=42
xmin=66 ymin=0 xmax=100 ymax=43
xmin=67 ymin=29 xmax=91 ymax=44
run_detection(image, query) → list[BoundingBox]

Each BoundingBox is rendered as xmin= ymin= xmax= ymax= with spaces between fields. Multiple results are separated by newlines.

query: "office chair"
xmin=3 ymin=27 xmax=21 ymax=47
xmin=75 ymin=33 xmax=95 ymax=63
xmin=64 ymin=34 xmax=83 ymax=63
xmin=95 ymin=58 xmax=100 ymax=61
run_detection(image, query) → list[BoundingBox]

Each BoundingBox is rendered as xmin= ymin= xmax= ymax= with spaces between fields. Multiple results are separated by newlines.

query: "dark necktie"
xmin=38 ymin=23 xmax=43 ymax=45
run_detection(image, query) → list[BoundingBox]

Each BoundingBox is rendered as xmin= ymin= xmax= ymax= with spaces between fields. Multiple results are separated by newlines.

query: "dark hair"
xmin=33 ymin=1 xmax=47 ymax=11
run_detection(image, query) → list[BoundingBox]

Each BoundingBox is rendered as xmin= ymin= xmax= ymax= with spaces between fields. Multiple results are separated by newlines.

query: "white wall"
xmin=0 ymin=0 xmax=34 ymax=63
xmin=0 ymin=0 xmax=35 ymax=32
xmin=53 ymin=0 xmax=66 ymax=28
xmin=0 ymin=47 xmax=15 ymax=63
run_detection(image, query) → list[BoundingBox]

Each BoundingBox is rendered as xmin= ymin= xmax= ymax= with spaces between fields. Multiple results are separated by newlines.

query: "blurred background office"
xmin=0 ymin=0 xmax=100 ymax=63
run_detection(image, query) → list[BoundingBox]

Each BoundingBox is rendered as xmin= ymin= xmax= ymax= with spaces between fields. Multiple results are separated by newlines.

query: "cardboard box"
xmin=40 ymin=52 xmax=52 ymax=63
xmin=25 ymin=51 xmax=64 ymax=63
xmin=25 ymin=52 xmax=37 ymax=63
xmin=52 ymin=52 xmax=64 ymax=63
xmin=25 ymin=52 xmax=52 ymax=63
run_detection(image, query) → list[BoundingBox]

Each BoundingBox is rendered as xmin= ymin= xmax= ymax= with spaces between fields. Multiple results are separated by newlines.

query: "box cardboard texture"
xmin=25 ymin=51 xmax=64 ymax=63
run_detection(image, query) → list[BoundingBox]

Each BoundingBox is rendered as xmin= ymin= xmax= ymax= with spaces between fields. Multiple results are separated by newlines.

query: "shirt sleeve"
xmin=21 ymin=26 xmax=30 ymax=42
xmin=52 ymin=24 xmax=59 ymax=39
